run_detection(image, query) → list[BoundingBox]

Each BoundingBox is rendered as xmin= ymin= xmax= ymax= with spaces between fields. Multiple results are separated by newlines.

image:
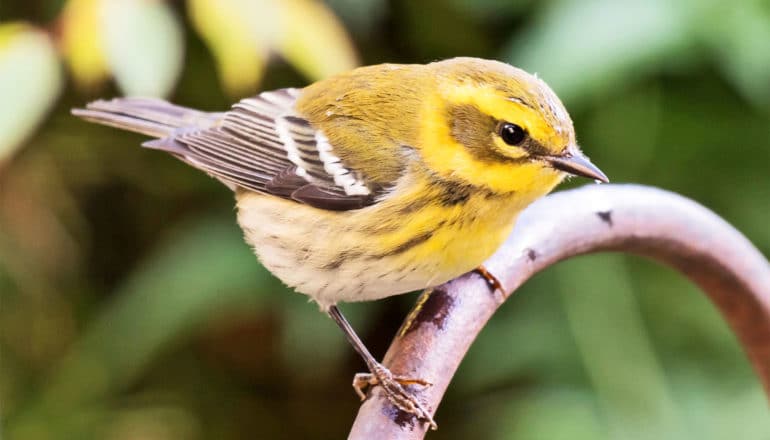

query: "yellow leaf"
xmin=187 ymin=0 xmax=269 ymax=96
xmin=279 ymin=0 xmax=359 ymax=80
xmin=187 ymin=0 xmax=359 ymax=94
xmin=60 ymin=0 xmax=109 ymax=89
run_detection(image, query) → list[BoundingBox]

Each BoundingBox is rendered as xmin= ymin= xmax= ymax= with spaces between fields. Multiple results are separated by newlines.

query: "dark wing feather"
xmin=290 ymin=184 xmax=373 ymax=210
xmin=145 ymin=88 xmax=380 ymax=210
xmin=264 ymin=166 xmax=309 ymax=197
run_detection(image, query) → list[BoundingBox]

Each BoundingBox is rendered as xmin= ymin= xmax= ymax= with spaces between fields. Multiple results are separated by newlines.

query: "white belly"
xmin=236 ymin=193 xmax=454 ymax=310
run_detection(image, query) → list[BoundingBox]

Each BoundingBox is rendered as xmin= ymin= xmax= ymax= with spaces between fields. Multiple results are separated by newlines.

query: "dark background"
xmin=1 ymin=0 xmax=769 ymax=438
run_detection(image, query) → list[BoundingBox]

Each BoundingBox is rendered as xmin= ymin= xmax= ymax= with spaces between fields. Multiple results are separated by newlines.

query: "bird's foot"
xmin=353 ymin=362 xmax=437 ymax=430
xmin=475 ymin=265 xmax=506 ymax=300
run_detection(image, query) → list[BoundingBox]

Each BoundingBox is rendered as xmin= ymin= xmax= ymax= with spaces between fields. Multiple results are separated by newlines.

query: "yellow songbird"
xmin=73 ymin=57 xmax=607 ymax=429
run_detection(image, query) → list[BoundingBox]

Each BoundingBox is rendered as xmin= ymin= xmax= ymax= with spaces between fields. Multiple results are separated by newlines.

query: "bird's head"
xmin=418 ymin=57 xmax=607 ymax=196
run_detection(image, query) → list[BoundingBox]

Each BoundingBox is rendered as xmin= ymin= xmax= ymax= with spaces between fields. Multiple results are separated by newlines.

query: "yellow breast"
xmin=366 ymin=173 xmax=560 ymax=282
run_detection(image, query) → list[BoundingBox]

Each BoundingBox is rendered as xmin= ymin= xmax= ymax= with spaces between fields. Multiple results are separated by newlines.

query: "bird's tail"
xmin=71 ymin=98 xmax=222 ymax=138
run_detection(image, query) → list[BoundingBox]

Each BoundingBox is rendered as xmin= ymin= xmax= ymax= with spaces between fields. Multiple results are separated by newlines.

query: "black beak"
xmin=545 ymin=147 xmax=609 ymax=183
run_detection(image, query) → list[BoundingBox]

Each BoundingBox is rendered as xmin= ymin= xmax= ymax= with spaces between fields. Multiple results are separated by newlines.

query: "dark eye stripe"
xmin=519 ymin=137 xmax=551 ymax=156
xmin=447 ymin=103 xmax=548 ymax=163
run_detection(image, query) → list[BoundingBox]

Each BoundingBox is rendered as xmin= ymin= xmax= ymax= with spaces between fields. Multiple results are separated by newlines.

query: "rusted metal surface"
xmin=348 ymin=184 xmax=770 ymax=439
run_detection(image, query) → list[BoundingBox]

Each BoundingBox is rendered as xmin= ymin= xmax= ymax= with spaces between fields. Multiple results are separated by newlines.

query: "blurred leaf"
xmin=187 ymin=0 xmax=270 ymax=96
xmin=556 ymin=255 xmax=687 ymax=440
xmin=60 ymin=0 xmax=110 ymax=88
xmin=673 ymin=370 xmax=770 ymax=440
xmin=704 ymin=0 xmax=770 ymax=108
xmin=279 ymin=0 xmax=359 ymax=80
xmin=188 ymin=0 xmax=357 ymax=96
xmin=8 ymin=216 xmax=272 ymax=433
xmin=504 ymin=0 xmax=693 ymax=103
xmin=490 ymin=388 xmax=605 ymax=440
xmin=102 ymin=0 xmax=184 ymax=97
xmin=0 ymin=23 xmax=61 ymax=164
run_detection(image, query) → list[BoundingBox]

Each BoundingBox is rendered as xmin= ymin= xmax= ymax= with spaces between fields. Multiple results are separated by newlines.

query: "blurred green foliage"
xmin=1 ymin=0 xmax=769 ymax=438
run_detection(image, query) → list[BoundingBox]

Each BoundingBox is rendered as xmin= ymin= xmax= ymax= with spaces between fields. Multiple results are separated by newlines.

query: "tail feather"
xmin=71 ymin=98 xmax=222 ymax=138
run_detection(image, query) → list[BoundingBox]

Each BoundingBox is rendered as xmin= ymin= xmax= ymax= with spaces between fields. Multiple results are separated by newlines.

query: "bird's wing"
xmin=145 ymin=88 xmax=385 ymax=211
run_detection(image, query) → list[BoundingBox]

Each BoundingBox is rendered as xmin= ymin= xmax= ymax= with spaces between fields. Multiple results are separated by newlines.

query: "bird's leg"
xmin=327 ymin=305 xmax=437 ymax=430
xmin=475 ymin=265 xmax=506 ymax=298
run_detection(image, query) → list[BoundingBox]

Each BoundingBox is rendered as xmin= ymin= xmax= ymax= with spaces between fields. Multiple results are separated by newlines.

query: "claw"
xmin=353 ymin=373 xmax=375 ymax=401
xmin=353 ymin=363 xmax=437 ymax=430
xmin=475 ymin=265 xmax=505 ymax=300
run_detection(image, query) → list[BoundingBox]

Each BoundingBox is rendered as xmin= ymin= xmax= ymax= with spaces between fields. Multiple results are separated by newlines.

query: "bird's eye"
xmin=499 ymin=122 xmax=527 ymax=146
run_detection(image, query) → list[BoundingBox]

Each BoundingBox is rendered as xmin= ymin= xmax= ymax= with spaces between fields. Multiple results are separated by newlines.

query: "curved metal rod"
xmin=348 ymin=184 xmax=770 ymax=439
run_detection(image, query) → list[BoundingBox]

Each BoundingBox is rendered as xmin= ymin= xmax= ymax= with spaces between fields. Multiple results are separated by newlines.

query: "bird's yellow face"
xmin=418 ymin=58 xmax=606 ymax=195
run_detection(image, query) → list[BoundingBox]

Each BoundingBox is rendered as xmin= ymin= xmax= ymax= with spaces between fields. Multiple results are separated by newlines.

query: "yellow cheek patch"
xmin=418 ymin=86 xmax=563 ymax=193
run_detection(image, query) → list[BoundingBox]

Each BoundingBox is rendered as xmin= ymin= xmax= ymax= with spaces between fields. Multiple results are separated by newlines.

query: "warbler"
xmin=73 ymin=57 xmax=607 ymax=429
